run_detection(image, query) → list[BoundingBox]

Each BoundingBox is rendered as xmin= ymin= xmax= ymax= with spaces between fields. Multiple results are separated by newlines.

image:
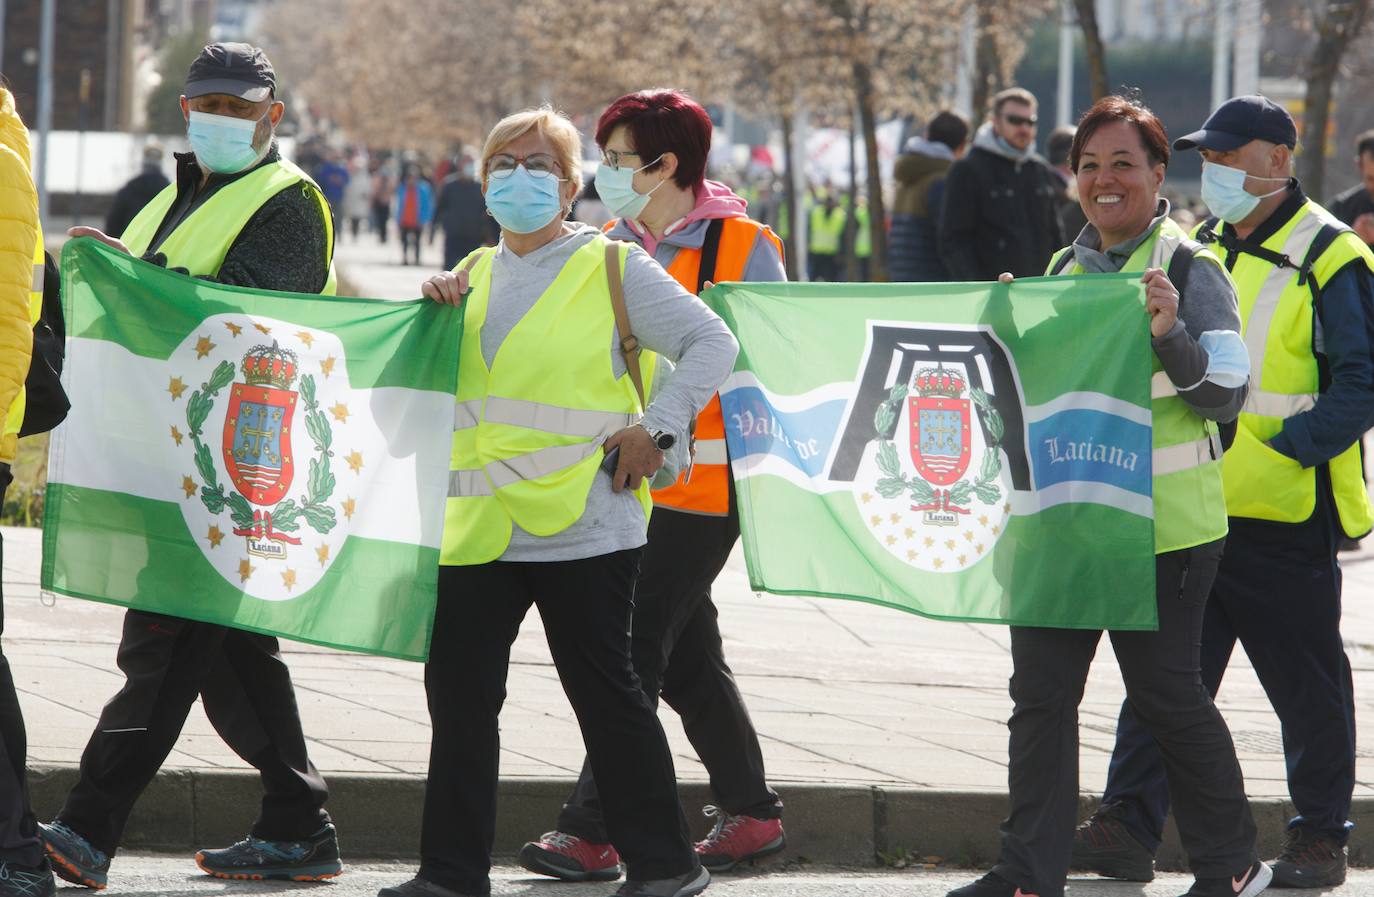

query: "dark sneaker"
xmin=1178 ymin=859 xmax=1272 ymax=897
xmin=194 ymin=823 xmax=342 ymax=881
xmin=612 ymin=865 xmax=709 ymax=897
xmin=519 ymin=830 xmax=621 ymax=882
xmin=946 ymin=872 xmax=1039 ymax=897
xmin=1070 ymin=803 xmax=1156 ymax=881
xmin=693 ymin=806 xmax=785 ymax=872
xmin=39 ymin=821 xmax=109 ymax=890
xmin=1271 ymin=827 xmax=1347 ymax=888
xmin=377 ymin=877 xmax=478 ymax=897
xmin=0 ymin=860 xmax=56 ymax=897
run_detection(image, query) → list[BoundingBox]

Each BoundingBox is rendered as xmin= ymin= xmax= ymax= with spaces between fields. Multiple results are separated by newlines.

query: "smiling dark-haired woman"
xmin=949 ymin=96 xmax=1269 ymax=897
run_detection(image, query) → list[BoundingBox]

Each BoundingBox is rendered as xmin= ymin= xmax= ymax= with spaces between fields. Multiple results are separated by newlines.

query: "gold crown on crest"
xmin=241 ymin=341 xmax=299 ymax=390
xmin=913 ymin=365 xmax=965 ymax=398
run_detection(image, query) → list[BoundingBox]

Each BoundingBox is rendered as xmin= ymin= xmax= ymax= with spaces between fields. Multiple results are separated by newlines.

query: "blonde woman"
xmin=379 ymin=107 xmax=735 ymax=897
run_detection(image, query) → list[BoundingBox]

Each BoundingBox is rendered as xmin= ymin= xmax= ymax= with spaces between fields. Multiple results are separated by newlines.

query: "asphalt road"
xmin=72 ymin=856 xmax=1365 ymax=897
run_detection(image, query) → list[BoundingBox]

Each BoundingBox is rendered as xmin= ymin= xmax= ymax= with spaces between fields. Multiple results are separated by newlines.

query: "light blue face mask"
xmin=187 ymin=110 xmax=269 ymax=174
xmin=1200 ymin=161 xmax=1289 ymax=223
xmin=484 ymin=165 xmax=565 ymax=234
xmin=595 ymin=155 xmax=666 ymax=220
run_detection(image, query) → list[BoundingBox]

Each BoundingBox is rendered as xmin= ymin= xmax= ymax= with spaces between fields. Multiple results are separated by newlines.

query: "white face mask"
xmin=595 ymin=155 xmax=667 ymax=220
xmin=1199 ymin=161 xmax=1289 ymax=224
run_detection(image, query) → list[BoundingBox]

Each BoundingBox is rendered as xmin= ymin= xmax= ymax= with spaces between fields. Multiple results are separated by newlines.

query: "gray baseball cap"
xmin=184 ymin=42 xmax=276 ymax=102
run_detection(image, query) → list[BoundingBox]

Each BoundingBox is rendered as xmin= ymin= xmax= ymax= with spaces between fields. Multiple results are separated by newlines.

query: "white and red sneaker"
xmin=518 ymin=831 xmax=622 ymax=882
xmin=693 ymin=806 xmax=786 ymax=872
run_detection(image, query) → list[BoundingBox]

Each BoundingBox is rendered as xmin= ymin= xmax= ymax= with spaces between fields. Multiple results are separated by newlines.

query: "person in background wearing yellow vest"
xmin=516 ymin=89 xmax=786 ymax=886
xmin=389 ymin=106 xmax=735 ymax=897
xmin=1074 ymin=96 xmax=1374 ymax=892
xmin=807 ymin=188 xmax=845 ymax=281
xmin=952 ymin=97 xmax=1268 ymax=897
xmin=0 ymin=84 xmax=54 ymax=897
xmin=40 ymin=44 xmax=343 ymax=891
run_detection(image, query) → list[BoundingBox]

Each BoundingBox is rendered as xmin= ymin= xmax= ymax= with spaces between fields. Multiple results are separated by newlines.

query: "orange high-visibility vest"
xmin=608 ymin=215 xmax=783 ymax=516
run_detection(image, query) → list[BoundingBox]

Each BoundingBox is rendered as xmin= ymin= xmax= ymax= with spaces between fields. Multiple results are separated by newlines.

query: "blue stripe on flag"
xmin=720 ymin=385 xmax=848 ymax=478
xmin=1028 ymin=409 xmax=1152 ymax=496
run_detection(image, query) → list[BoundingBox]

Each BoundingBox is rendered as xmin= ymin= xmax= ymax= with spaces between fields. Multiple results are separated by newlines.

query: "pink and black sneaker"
xmin=693 ymin=806 xmax=786 ymax=872
xmin=518 ymin=831 xmax=622 ymax=882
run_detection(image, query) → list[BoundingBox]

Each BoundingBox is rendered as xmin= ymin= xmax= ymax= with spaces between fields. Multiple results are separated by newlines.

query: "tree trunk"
xmin=1298 ymin=0 xmax=1372 ymax=199
xmin=854 ymin=59 xmax=888 ymax=282
xmin=1073 ymin=0 xmax=1110 ymax=100
xmin=972 ymin=0 xmax=999 ymax=119
xmin=844 ymin=109 xmax=859 ymax=280
xmin=780 ymin=111 xmax=802 ymax=282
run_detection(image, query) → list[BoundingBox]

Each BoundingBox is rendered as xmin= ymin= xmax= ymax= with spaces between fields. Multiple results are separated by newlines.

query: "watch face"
xmin=655 ymin=432 xmax=675 ymax=450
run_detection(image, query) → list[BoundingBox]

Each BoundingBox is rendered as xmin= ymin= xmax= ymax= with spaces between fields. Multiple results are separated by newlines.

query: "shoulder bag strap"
xmin=696 ymin=217 xmax=727 ymax=293
xmin=605 ymin=242 xmax=647 ymax=410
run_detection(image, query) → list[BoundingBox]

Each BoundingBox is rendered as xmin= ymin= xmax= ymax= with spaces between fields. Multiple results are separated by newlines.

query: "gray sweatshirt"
xmin=480 ymin=223 xmax=739 ymax=562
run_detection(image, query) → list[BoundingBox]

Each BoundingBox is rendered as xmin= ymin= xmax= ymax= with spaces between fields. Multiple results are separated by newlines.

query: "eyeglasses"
xmin=487 ymin=152 xmax=564 ymax=179
xmin=601 ymin=148 xmax=641 ymax=170
xmin=1003 ymin=113 xmax=1038 ymax=127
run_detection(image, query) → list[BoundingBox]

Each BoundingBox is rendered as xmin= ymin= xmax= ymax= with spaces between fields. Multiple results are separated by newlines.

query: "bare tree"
xmin=1298 ymin=0 xmax=1372 ymax=198
xmin=1072 ymin=0 xmax=1110 ymax=100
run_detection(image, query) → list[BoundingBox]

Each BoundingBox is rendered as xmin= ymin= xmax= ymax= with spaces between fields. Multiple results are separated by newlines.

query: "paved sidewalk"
xmin=13 ymin=231 xmax=1374 ymax=867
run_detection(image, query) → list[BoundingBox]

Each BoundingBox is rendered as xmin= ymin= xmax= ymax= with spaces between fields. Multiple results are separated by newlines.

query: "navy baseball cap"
xmin=184 ymin=42 xmax=276 ymax=102
xmin=1174 ymin=95 xmax=1297 ymax=152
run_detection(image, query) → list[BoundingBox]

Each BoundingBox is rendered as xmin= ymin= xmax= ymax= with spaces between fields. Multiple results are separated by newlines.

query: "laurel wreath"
xmin=872 ymin=381 xmax=1004 ymax=506
xmin=186 ymin=360 xmax=337 ymax=535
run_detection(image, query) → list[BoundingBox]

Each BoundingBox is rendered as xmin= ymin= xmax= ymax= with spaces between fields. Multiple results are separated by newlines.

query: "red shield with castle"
xmin=908 ymin=367 xmax=971 ymax=486
xmin=223 ymin=343 xmax=298 ymax=506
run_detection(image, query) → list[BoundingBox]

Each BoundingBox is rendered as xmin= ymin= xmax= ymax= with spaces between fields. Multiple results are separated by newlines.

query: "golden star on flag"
xmin=976 ymin=543 xmax=984 ymax=555
xmin=860 ymin=492 xmax=872 ymax=504
xmin=907 ymin=549 xmax=917 ymax=561
xmin=238 ymin=559 xmax=255 ymax=582
xmin=963 ymin=530 xmax=974 ymax=542
xmin=170 ymin=425 xmax=183 ymax=446
xmin=933 ymin=558 xmax=944 ymax=569
xmin=958 ymin=554 xmax=967 ymax=566
xmin=889 ymin=513 xmax=900 ymax=524
xmin=281 ymin=568 xmax=297 ymax=591
xmin=904 ymin=527 xmax=915 ymax=539
xmin=944 ymin=539 xmax=956 ymax=550
xmin=296 ymin=330 xmax=315 ymax=348
xmin=992 ymin=525 xmax=1001 ymax=535
xmin=206 ymin=526 xmax=224 ymax=548
xmin=342 ymin=497 xmax=356 ymax=520
xmin=869 ymin=514 xmax=881 ymax=527
xmin=320 ymin=355 xmax=337 ymax=378
xmin=195 ymin=335 xmax=216 ymax=359
xmin=224 ymin=321 xmax=243 ymax=337
xmin=168 ymin=377 xmax=187 ymax=400
xmin=316 ymin=543 xmax=330 ymax=566
xmin=978 ymin=514 xmax=989 ymax=525
xmin=254 ymin=322 xmax=272 ymax=335
xmin=181 ymin=475 xmax=196 ymax=498
xmin=1003 ymin=502 xmax=1012 ymax=513
xmin=345 ymin=451 xmax=363 ymax=473
xmin=924 ymin=536 xmax=934 ymax=547
xmin=885 ymin=535 xmax=896 ymax=546
xmin=330 ymin=402 xmax=350 ymax=423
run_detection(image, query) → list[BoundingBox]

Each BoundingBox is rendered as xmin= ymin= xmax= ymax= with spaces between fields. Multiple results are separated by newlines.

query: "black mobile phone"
xmin=600 ymin=446 xmax=620 ymax=474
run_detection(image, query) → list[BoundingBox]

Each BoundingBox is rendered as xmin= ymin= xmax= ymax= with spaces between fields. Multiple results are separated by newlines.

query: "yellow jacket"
xmin=0 ymin=89 xmax=37 ymax=464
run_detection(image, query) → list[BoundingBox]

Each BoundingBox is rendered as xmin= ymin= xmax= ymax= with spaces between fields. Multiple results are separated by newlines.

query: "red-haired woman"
xmin=949 ymin=96 xmax=1267 ymax=897
xmin=519 ymin=89 xmax=787 ymax=885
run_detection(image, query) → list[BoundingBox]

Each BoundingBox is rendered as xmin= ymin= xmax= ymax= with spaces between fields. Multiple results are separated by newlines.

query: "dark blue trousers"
xmin=1100 ymin=500 xmax=1355 ymax=850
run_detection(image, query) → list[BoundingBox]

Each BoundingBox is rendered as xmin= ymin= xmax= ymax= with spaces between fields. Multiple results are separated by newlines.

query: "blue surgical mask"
xmin=484 ymin=165 xmax=565 ymax=234
xmin=1200 ymin=161 xmax=1288 ymax=223
xmin=187 ymin=110 xmax=268 ymax=174
xmin=596 ymin=156 xmax=667 ymax=220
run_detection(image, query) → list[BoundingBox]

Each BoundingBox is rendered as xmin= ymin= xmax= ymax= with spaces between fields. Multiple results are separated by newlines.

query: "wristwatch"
xmin=642 ymin=426 xmax=676 ymax=451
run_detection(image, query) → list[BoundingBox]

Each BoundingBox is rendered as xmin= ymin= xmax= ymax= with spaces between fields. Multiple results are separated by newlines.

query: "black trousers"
xmin=400 ymin=227 xmax=422 ymax=264
xmin=0 ymin=467 xmax=41 ymax=867
xmin=59 ymin=612 xmax=330 ymax=855
xmin=371 ymin=202 xmax=390 ymax=243
xmin=1101 ymin=500 xmax=1354 ymax=847
xmin=557 ymin=504 xmax=781 ymax=842
xmin=420 ymin=551 xmax=696 ymax=896
xmin=993 ymin=540 xmax=1256 ymax=897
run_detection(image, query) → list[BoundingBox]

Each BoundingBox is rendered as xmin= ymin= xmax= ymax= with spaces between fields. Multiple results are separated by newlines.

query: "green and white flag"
xmin=43 ymin=238 xmax=460 ymax=660
xmin=705 ymin=276 xmax=1159 ymax=630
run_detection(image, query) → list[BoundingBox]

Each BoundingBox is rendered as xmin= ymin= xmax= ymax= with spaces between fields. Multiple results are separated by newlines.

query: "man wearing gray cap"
xmin=41 ymin=42 xmax=342 ymax=890
xmin=1074 ymin=95 xmax=1374 ymax=891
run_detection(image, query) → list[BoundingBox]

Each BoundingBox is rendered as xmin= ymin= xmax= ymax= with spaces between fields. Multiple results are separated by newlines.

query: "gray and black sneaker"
xmin=1070 ymin=802 xmax=1156 ymax=882
xmin=39 ymin=821 xmax=109 ymax=890
xmin=612 ymin=864 xmax=710 ymax=897
xmin=1271 ymin=826 xmax=1347 ymax=888
xmin=377 ymin=876 xmax=478 ymax=897
xmin=0 ymin=859 xmax=55 ymax=897
xmin=195 ymin=823 xmax=342 ymax=881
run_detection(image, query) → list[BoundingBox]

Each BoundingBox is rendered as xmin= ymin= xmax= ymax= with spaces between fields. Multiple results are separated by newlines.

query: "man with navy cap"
xmin=40 ymin=43 xmax=343 ymax=890
xmin=1073 ymin=95 xmax=1374 ymax=891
